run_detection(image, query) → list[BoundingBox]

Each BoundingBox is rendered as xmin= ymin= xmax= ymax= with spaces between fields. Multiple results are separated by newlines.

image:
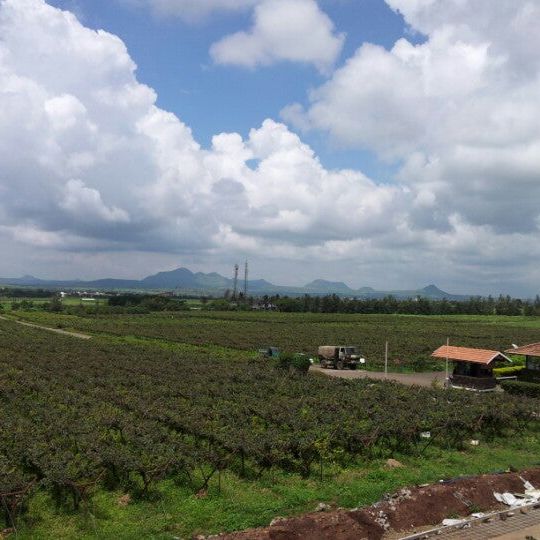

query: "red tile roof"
xmin=505 ymin=342 xmax=540 ymax=357
xmin=431 ymin=345 xmax=512 ymax=365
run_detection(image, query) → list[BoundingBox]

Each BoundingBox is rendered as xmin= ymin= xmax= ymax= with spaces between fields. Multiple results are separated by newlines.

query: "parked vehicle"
xmin=259 ymin=346 xmax=280 ymax=359
xmin=318 ymin=345 xmax=365 ymax=370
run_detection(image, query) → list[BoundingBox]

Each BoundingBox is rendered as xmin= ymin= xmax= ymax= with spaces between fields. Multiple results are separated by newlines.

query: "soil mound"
xmin=218 ymin=468 xmax=540 ymax=540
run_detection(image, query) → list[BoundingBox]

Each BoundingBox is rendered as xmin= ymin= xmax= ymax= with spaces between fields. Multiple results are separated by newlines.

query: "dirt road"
xmin=0 ymin=315 xmax=91 ymax=339
xmin=310 ymin=365 xmax=447 ymax=388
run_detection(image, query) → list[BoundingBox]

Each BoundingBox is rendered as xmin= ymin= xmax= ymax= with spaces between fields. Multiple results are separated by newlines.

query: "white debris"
xmin=373 ymin=510 xmax=391 ymax=531
xmin=442 ymin=518 xmax=466 ymax=526
xmin=503 ymin=493 xmax=520 ymax=506
xmin=493 ymin=478 xmax=540 ymax=508
xmin=520 ymin=477 xmax=534 ymax=491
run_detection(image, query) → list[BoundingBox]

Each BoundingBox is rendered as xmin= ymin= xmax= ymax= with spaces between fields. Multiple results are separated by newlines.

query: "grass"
xmin=13 ymin=429 xmax=540 ymax=539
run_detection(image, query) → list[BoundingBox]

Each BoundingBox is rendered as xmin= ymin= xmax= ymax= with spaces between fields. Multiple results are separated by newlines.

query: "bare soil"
xmin=310 ymin=365 xmax=446 ymax=387
xmin=217 ymin=468 xmax=540 ymax=540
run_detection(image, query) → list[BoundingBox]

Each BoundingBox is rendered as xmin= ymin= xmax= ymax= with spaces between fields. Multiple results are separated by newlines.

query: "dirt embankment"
xmin=217 ymin=468 xmax=540 ymax=540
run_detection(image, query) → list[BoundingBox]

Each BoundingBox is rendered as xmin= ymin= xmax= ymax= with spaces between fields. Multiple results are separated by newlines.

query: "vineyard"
xmin=8 ymin=309 xmax=540 ymax=370
xmin=1 ymin=316 xmax=540 ymax=536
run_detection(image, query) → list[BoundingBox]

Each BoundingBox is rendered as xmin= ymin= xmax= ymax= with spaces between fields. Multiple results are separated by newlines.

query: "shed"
xmin=431 ymin=345 xmax=512 ymax=391
xmin=505 ymin=343 xmax=540 ymax=372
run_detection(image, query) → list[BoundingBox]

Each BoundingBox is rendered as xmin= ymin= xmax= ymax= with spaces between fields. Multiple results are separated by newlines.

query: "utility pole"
xmin=243 ymin=260 xmax=248 ymax=301
xmin=232 ymin=264 xmax=239 ymax=300
xmin=385 ymin=341 xmax=388 ymax=377
xmin=445 ymin=337 xmax=449 ymax=388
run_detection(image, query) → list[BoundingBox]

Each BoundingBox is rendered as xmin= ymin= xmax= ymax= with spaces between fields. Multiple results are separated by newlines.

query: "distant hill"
xmin=0 ymin=267 xmax=469 ymax=299
xmin=141 ymin=268 xmax=197 ymax=289
xmin=420 ymin=284 xmax=449 ymax=298
xmin=304 ymin=279 xmax=355 ymax=294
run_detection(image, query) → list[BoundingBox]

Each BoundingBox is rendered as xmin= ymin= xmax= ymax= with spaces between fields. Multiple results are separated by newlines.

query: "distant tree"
xmin=48 ymin=296 xmax=64 ymax=313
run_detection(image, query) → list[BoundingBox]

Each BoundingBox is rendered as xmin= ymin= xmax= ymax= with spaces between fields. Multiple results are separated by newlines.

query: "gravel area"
xmin=310 ymin=365 xmax=447 ymax=388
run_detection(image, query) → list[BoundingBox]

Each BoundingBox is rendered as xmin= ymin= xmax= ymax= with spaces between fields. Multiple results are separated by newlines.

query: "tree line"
xmin=245 ymin=294 xmax=540 ymax=316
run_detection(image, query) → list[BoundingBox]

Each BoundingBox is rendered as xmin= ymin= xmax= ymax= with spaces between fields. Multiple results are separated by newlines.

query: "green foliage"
xmin=0 ymin=315 xmax=540 ymax=538
xmin=519 ymin=369 xmax=540 ymax=383
xmin=273 ymin=352 xmax=311 ymax=374
xmin=207 ymin=299 xmax=234 ymax=311
xmin=501 ymin=379 xmax=540 ymax=398
xmin=291 ymin=354 xmax=312 ymax=373
xmin=108 ymin=294 xmax=188 ymax=312
xmin=268 ymin=293 xmax=540 ymax=316
xmin=47 ymin=296 xmax=64 ymax=312
xmin=0 ymin=287 xmax=52 ymax=298
xmin=493 ymin=365 xmax=525 ymax=377
xmin=11 ymin=309 xmax=540 ymax=372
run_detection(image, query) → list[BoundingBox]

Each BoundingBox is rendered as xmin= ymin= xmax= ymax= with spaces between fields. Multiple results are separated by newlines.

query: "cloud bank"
xmin=123 ymin=0 xmax=259 ymax=22
xmin=281 ymin=0 xmax=540 ymax=292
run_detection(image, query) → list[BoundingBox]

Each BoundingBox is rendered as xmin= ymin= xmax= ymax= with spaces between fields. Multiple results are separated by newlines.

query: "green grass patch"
xmin=13 ymin=429 xmax=540 ymax=540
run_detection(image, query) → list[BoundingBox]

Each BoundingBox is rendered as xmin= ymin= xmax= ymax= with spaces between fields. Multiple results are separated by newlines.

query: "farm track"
xmin=311 ymin=365 xmax=447 ymax=387
xmin=0 ymin=314 xmax=91 ymax=339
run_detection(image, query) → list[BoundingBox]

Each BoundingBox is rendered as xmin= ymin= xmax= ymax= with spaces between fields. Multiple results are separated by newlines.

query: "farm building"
xmin=432 ymin=345 xmax=512 ymax=391
xmin=505 ymin=343 xmax=540 ymax=372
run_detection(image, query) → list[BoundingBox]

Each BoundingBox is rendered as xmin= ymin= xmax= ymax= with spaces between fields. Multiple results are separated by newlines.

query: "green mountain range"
xmin=0 ymin=267 xmax=466 ymax=299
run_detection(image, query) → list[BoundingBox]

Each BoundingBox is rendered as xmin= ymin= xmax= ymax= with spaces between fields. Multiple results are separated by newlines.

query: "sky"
xmin=0 ymin=0 xmax=539 ymax=296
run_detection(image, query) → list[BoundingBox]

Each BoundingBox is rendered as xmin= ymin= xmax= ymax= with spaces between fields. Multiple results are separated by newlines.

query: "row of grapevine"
xmin=11 ymin=309 xmax=540 ymax=369
xmin=1 ymin=319 xmax=538 ymax=527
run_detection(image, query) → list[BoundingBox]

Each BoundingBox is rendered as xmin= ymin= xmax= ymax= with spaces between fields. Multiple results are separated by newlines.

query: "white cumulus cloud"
xmin=60 ymin=179 xmax=130 ymax=223
xmin=0 ymin=0 xmax=397 ymax=263
xmin=210 ymin=0 xmax=344 ymax=72
xmin=283 ymin=0 xmax=540 ymax=286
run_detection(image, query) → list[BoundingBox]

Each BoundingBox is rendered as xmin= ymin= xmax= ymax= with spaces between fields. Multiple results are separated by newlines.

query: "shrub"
xmin=273 ymin=352 xmax=311 ymax=374
xmin=500 ymin=379 xmax=540 ymax=398
xmin=519 ymin=369 xmax=540 ymax=383
xmin=290 ymin=354 xmax=312 ymax=374
xmin=493 ymin=365 xmax=525 ymax=377
xmin=47 ymin=297 xmax=64 ymax=312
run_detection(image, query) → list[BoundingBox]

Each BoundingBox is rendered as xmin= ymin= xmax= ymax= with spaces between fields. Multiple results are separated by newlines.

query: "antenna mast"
xmin=232 ymin=263 xmax=239 ymax=300
xmin=244 ymin=260 xmax=248 ymax=300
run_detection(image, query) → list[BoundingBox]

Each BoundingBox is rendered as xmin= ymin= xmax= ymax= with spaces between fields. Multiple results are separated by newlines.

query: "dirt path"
xmin=310 ymin=365 xmax=446 ymax=387
xmin=0 ymin=315 xmax=91 ymax=339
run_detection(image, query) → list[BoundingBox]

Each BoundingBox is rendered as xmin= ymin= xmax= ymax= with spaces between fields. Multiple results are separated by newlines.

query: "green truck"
xmin=318 ymin=345 xmax=365 ymax=370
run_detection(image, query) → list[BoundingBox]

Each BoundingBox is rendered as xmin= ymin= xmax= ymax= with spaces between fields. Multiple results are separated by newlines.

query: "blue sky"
xmin=0 ymin=0 xmax=539 ymax=295
xmin=49 ymin=0 xmax=416 ymax=176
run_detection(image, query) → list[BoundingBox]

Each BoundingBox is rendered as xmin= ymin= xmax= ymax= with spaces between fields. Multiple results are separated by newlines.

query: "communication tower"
xmin=232 ymin=263 xmax=239 ymax=299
